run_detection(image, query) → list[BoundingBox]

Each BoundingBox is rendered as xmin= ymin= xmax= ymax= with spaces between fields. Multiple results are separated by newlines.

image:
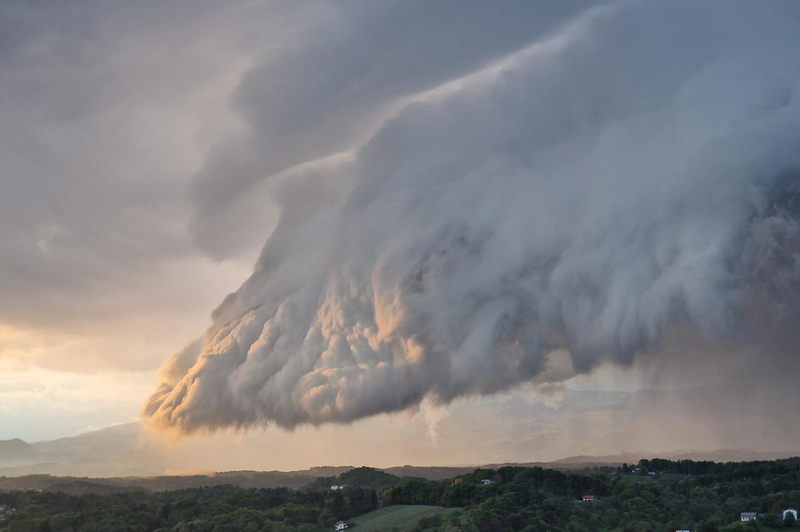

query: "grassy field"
xmin=349 ymin=505 xmax=458 ymax=532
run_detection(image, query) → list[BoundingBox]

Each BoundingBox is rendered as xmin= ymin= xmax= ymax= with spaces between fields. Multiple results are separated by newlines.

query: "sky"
xmin=2 ymin=0 xmax=800 ymax=470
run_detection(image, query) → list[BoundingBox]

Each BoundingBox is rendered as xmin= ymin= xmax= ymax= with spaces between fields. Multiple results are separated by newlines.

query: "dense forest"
xmin=0 ymin=484 xmax=378 ymax=532
xmin=2 ymin=459 xmax=800 ymax=532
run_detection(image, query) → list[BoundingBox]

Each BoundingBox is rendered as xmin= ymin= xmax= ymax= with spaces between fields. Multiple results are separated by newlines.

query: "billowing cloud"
xmin=142 ymin=338 xmax=202 ymax=418
xmin=187 ymin=0 xmax=599 ymax=259
xmin=0 ymin=0 xmax=594 ymax=375
xmin=144 ymin=0 xmax=800 ymax=436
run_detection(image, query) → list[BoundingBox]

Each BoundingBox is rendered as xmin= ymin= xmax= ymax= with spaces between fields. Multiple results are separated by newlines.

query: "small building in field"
xmin=453 ymin=478 xmax=463 ymax=485
xmin=480 ymin=479 xmax=493 ymax=485
xmin=335 ymin=521 xmax=349 ymax=531
xmin=783 ymin=509 xmax=798 ymax=520
xmin=582 ymin=495 xmax=596 ymax=502
xmin=740 ymin=512 xmax=757 ymax=522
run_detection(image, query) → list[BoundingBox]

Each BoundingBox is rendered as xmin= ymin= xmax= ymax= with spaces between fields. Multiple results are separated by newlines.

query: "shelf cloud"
xmin=144 ymin=0 xmax=800 ymax=436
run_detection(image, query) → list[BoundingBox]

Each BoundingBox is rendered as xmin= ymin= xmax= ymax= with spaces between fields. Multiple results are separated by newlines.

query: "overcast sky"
xmin=2 ymin=0 xmax=800 ymax=470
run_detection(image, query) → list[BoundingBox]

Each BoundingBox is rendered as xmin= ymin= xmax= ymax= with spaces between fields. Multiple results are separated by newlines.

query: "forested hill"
xmin=304 ymin=466 xmax=420 ymax=491
xmin=1 ymin=458 xmax=800 ymax=532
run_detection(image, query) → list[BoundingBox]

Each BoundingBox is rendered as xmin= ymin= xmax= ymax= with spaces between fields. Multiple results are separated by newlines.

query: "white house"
xmin=335 ymin=521 xmax=349 ymax=531
xmin=480 ymin=479 xmax=493 ymax=485
xmin=740 ymin=512 xmax=757 ymax=522
xmin=783 ymin=509 xmax=798 ymax=520
xmin=331 ymin=485 xmax=345 ymax=491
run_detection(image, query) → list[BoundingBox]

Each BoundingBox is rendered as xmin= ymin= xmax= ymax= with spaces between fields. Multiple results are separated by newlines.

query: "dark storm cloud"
xmin=145 ymin=0 xmax=800 ymax=435
xmin=0 ymin=0 xmax=592 ymax=353
xmin=188 ymin=0 xmax=598 ymax=259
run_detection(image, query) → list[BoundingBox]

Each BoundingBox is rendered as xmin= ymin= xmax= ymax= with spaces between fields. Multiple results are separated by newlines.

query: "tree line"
xmin=2 ymin=458 xmax=800 ymax=532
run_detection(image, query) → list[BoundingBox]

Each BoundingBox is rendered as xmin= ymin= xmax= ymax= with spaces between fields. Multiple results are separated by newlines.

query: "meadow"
xmin=349 ymin=505 xmax=457 ymax=532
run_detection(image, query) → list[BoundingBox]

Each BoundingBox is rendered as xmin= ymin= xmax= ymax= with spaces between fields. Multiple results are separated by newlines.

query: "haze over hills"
xmin=2 ymin=407 xmax=800 ymax=481
xmin=3 ymin=403 xmax=800 ymax=500
xmin=30 ymin=422 xmax=142 ymax=464
xmin=5 ymin=378 xmax=800 ymax=478
xmin=4 ymin=385 xmax=800 ymax=478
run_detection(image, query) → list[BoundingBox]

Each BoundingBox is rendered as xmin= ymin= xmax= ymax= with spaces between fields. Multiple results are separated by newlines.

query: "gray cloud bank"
xmin=145 ymin=0 xmax=800 ymax=435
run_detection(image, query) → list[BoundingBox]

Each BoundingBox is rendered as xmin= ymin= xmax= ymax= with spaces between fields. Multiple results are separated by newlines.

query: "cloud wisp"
xmin=144 ymin=0 xmax=800 ymax=437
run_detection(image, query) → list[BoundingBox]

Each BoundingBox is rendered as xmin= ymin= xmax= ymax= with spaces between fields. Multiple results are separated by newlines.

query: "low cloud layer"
xmin=145 ymin=0 xmax=800 ymax=436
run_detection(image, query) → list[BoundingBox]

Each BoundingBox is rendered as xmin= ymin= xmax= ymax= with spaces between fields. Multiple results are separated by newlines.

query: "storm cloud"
xmin=144 ymin=0 xmax=800 ymax=436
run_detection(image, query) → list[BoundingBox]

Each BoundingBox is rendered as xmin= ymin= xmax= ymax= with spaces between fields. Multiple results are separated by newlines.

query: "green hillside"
xmin=3 ymin=458 xmax=800 ymax=531
xmin=349 ymin=505 xmax=457 ymax=532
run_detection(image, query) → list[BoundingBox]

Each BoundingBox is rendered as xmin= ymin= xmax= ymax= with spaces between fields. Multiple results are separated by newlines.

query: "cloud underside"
xmin=144 ymin=0 xmax=800 ymax=436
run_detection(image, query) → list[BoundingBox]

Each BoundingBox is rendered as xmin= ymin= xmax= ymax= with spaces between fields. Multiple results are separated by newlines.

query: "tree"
xmin=698 ymin=519 xmax=719 ymax=532
xmin=369 ymin=489 xmax=378 ymax=512
xmin=328 ymin=491 xmax=346 ymax=520
xmin=763 ymin=513 xmax=784 ymax=529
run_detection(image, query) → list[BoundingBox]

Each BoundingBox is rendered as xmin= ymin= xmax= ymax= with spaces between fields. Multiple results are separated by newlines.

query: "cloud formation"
xmin=188 ymin=0 xmax=598 ymax=259
xmin=145 ymin=0 xmax=800 ymax=436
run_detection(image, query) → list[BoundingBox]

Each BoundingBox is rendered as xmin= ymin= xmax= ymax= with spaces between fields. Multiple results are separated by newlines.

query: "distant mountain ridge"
xmin=0 ymin=423 xmax=148 ymax=476
xmin=0 ymin=438 xmax=40 ymax=466
xmin=4 ymin=456 xmax=800 ymax=496
xmin=2 ymin=421 xmax=800 ymax=479
xmin=550 ymin=449 xmax=800 ymax=466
